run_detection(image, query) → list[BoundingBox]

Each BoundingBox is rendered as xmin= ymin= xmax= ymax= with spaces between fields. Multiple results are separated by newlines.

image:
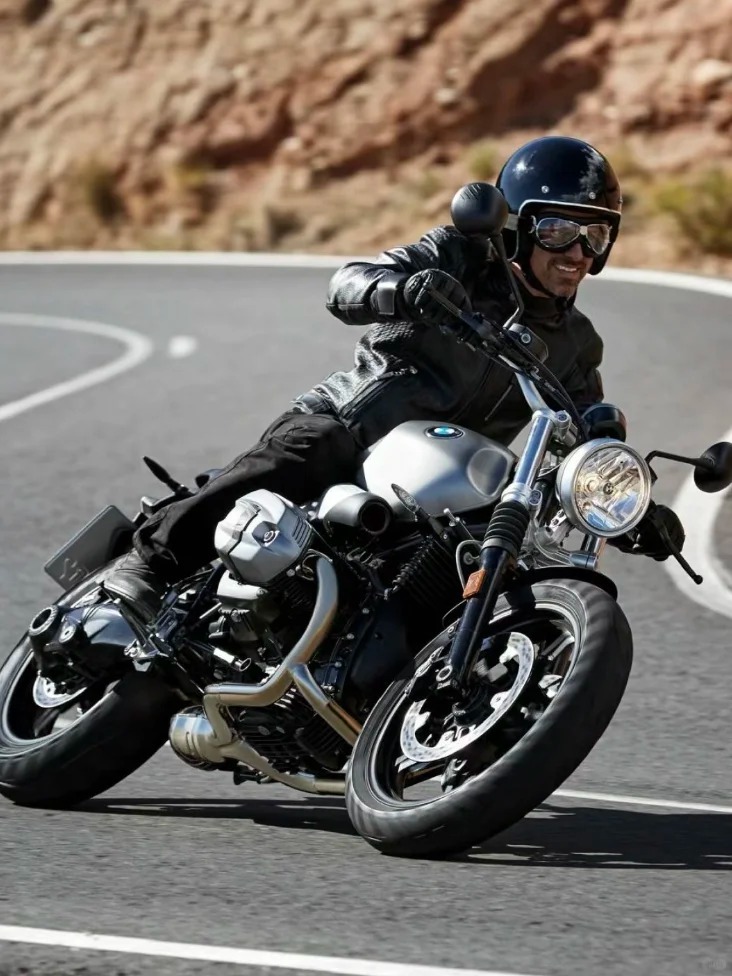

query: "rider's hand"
xmin=636 ymin=502 xmax=685 ymax=561
xmin=611 ymin=502 xmax=685 ymax=561
xmin=400 ymin=270 xmax=471 ymax=326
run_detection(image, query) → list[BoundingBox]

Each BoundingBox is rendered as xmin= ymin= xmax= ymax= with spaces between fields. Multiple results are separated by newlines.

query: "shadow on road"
xmin=80 ymin=795 xmax=358 ymax=835
xmin=79 ymin=795 xmax=732 ymax=868
xmin=459 ymin=803 xmax=732 ymax=870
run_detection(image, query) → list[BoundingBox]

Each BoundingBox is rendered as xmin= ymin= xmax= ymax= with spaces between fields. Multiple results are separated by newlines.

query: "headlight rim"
xmin=556 ymin=438 xmax=652 ymax=538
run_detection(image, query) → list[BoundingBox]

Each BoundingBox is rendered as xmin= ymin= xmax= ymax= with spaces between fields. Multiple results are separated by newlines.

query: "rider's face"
xmin=528 ymin=240 xmax=594 ymax=298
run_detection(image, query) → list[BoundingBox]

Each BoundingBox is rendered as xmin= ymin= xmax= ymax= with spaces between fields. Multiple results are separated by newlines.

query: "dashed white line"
xmin=0 ymin=312 xmax=153 ymax=423
xmin=0 ymin=926 xmax=540 ymax=976
xmin=167 ymin=334 xmax=198 ymax=358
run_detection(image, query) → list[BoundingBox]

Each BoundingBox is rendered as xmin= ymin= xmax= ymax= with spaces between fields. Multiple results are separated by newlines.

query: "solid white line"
xmin=167 ymin=335 xmax=198 ymax=358
xmin=0 ymin=312 xmax=153 ymax=423
xmin=664 ymin=468 xmax=732 ymax=619
xmin=0 ymin=252 xmax=729 ymax=288
xmin=0 ymin=250 xmax=358 ymax=267
xmin=0 ymin=926 xmax=539 ymax=976
xmin=600 ymin=271 xmax=732 ymax=619
xmin=554 ymin=788 xmax=732 ymax=814
xmin=602 ymin=266 xmax=732 ymax=300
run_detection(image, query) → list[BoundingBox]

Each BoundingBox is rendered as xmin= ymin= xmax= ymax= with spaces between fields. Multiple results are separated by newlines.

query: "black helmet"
xmin=496 ymin=136 xmax=622 ymax=276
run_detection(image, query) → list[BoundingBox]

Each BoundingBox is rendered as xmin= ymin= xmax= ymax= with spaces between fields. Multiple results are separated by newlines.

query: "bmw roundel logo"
xmin=426 ymin=425 xmax=464 ymax=439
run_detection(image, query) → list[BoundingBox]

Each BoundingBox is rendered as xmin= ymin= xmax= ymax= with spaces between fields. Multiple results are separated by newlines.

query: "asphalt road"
xmin=0 ymin=263 xmax=731 ymax=976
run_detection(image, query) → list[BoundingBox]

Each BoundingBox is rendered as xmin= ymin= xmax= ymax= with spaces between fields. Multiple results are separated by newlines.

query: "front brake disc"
xmin=400 ymin=632 xmax=535 ymax=763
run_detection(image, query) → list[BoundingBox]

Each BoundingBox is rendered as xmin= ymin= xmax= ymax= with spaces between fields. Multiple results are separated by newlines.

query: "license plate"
xmin=45 ymin=505 xmax=135 ymax=588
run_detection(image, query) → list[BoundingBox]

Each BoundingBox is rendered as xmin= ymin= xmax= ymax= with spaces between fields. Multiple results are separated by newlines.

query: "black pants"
xmin=134 ymin=410 xmax=361 ymax=581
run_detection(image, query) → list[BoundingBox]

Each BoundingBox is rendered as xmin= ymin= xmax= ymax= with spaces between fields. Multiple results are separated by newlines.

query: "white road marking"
xmin=0 ymin=251 xmax=360 ymax=267
xmin=554 ymin=788 xmax=732 ymax=814
xmin=0 ymin=312 xmax=153 ymax=423
xmin=167 ymin=334 xmax=198 ymax=358
xmin=0 ymin=926 xmax=540 ymax=976
xmin=664 ymin=465 xmax=732 ymax=619
xmin=601 ymin=269 xmax=732 ymax=619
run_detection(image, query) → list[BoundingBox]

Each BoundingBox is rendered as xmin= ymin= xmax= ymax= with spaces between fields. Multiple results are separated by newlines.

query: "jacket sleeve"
xmin=326 ymin=225 xmax=485 ymax=325
xmin=561 ymin=326 xmax=604 ymax=414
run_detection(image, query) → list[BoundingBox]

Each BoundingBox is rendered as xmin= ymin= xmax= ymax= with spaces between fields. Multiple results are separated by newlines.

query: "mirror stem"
xmin=645 ymin=449 xmax=714 ymax=470
xmin=490 ymin=234 xmax=524 ymax=324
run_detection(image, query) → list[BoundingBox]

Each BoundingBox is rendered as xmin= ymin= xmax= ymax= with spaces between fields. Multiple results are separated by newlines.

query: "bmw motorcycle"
xmin=1 ymin=184 xmax=730 ymax=857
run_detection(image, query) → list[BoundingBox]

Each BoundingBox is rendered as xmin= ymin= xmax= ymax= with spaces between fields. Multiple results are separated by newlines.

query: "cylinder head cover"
xmin=214 ymin=489 xmax=312 ymax=586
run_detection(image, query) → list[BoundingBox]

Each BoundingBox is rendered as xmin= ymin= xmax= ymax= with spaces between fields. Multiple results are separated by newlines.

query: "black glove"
xmin=399 ymin=269 xmax=471 ymax=326
xmin=611 ymin=502 xmax=685 ymax=562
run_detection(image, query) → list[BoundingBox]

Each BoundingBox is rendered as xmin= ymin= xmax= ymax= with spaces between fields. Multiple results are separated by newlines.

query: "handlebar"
xmin=426 ymin=286 xmax=586 ymax=442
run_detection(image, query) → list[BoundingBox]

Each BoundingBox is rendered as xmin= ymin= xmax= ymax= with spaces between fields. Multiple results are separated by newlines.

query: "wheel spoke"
xmin=541 ymin=632 xmax=574 ymax=663
xmin=31 ymin=706 xmax=63 ymax=737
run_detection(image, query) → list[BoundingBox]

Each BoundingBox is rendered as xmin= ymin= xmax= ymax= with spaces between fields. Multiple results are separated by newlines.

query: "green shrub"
xmin=77 ymin=161 xmax=125 ymax=225
xmin=466 ymin=140 xmax=499 ymax=181
xmin=607 ymin=143 xmax=648 ymax=181
xmin=654 ymin=169 xmax=732 ymax=256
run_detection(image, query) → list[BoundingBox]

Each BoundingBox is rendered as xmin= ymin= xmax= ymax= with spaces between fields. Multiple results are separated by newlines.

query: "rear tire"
xmin=0 ymin=559 xmax=178 ymax=807
xmin=0 ymin=638 xmax=177 ymax=807
xmin=346 ymin=579 xmax=632 ymax=857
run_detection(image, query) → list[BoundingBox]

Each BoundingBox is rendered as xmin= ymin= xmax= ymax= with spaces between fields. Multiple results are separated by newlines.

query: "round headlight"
xmin=556 ymin=439 xmax=652 ymax=538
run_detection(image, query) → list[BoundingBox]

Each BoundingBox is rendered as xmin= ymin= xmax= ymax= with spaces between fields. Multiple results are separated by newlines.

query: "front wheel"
xmin=346 ymin=578 xmax=632 ymax=857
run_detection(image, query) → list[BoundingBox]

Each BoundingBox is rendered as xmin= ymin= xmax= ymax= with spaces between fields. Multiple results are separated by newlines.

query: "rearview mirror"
xmin=695 ymin=441 xmax=732 ymax=493
xmin=450 ymin=182 xmax=508 ymax=239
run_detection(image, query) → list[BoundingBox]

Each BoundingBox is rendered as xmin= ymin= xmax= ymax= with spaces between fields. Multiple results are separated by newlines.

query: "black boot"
xmin=104 ymin=550 xmax=168 ymax=623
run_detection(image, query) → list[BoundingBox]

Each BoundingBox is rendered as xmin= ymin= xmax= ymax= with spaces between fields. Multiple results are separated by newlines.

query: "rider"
xmin=105 ymin=135 xmax=684 ymax=621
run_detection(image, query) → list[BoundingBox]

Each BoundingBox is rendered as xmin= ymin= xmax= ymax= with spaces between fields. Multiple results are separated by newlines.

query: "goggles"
xmin=531 ymin=216 xmax=612 ymax=257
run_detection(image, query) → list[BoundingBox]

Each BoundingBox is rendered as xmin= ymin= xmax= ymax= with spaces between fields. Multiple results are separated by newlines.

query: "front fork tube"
xmin=442 ymin=409 xmax=557 ymax=693
xmin=440 ymin=546 xmax=512 ymax=692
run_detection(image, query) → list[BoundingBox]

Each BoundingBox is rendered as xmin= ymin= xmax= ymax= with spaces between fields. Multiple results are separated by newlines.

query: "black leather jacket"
xmin=296 ymin=225 xmax=604 ymax=449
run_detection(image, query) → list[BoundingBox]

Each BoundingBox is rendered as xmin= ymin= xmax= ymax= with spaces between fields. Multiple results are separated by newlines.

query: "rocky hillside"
xmin=1 ymin=0 xmax=731 ymax=264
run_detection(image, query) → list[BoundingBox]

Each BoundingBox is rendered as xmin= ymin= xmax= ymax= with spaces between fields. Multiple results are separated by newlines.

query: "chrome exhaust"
xmin=204 ymin=555 xmax=339 ymax=708
xmin=169 ymin=554 xmax=359 ymax=792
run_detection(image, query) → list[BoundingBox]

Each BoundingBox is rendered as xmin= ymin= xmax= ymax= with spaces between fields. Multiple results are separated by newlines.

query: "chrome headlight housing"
xmin=556 ymin=439 xmax=652 ymax=538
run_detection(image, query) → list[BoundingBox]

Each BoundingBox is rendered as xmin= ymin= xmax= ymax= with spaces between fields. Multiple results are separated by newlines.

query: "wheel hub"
xmin=399 ymin=632 xmax=535 ymax=762
xmin=32 ymin=675 xmax=86 ymax=709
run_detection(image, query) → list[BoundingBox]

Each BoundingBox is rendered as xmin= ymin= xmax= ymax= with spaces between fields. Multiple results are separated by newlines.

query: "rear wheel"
xmin=0 ymin=565 xmax=177 ymax=807
xmin=346 ymin=579 xmax=632 ymax=857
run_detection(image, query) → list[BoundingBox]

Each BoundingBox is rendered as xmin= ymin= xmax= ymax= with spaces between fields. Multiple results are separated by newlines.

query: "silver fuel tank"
xmin=358 ymin=421 xmax=516 ymax=519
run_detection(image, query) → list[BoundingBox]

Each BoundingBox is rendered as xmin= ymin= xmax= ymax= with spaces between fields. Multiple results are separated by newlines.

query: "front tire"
xmin=346 ymin=578 xmax=632 ymax=857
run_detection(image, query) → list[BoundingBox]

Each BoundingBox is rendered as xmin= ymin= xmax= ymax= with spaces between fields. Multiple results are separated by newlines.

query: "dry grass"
xmin=653 ymin=169 xmax=732 ymax=257
xmin=75 ymin=161 xmax=125 ymax=225
xmin=5 ymin=148 xmax=732 ymax=276
xmin=465 ymin=140 xmax=499 ymax=181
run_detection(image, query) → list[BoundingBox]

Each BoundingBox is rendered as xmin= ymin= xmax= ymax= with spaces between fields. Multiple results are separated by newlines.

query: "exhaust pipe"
xmin=204 ymin=554 xmax=339 ymax=709
xmin=169 ymin=554 xmax=361 ymax=790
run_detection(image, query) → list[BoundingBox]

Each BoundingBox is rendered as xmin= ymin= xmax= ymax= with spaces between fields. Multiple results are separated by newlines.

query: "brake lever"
xmin=656 ymin=523 xmax=703 ymax=585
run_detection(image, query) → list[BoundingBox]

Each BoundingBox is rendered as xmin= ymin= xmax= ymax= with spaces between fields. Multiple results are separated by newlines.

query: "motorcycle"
xmin=1 ymin=184 xmax=730 ymax=858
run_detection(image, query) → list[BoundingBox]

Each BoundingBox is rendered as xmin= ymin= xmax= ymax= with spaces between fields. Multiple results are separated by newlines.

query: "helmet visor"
xmin=533 ymin=216 xmax=612 ymax=256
